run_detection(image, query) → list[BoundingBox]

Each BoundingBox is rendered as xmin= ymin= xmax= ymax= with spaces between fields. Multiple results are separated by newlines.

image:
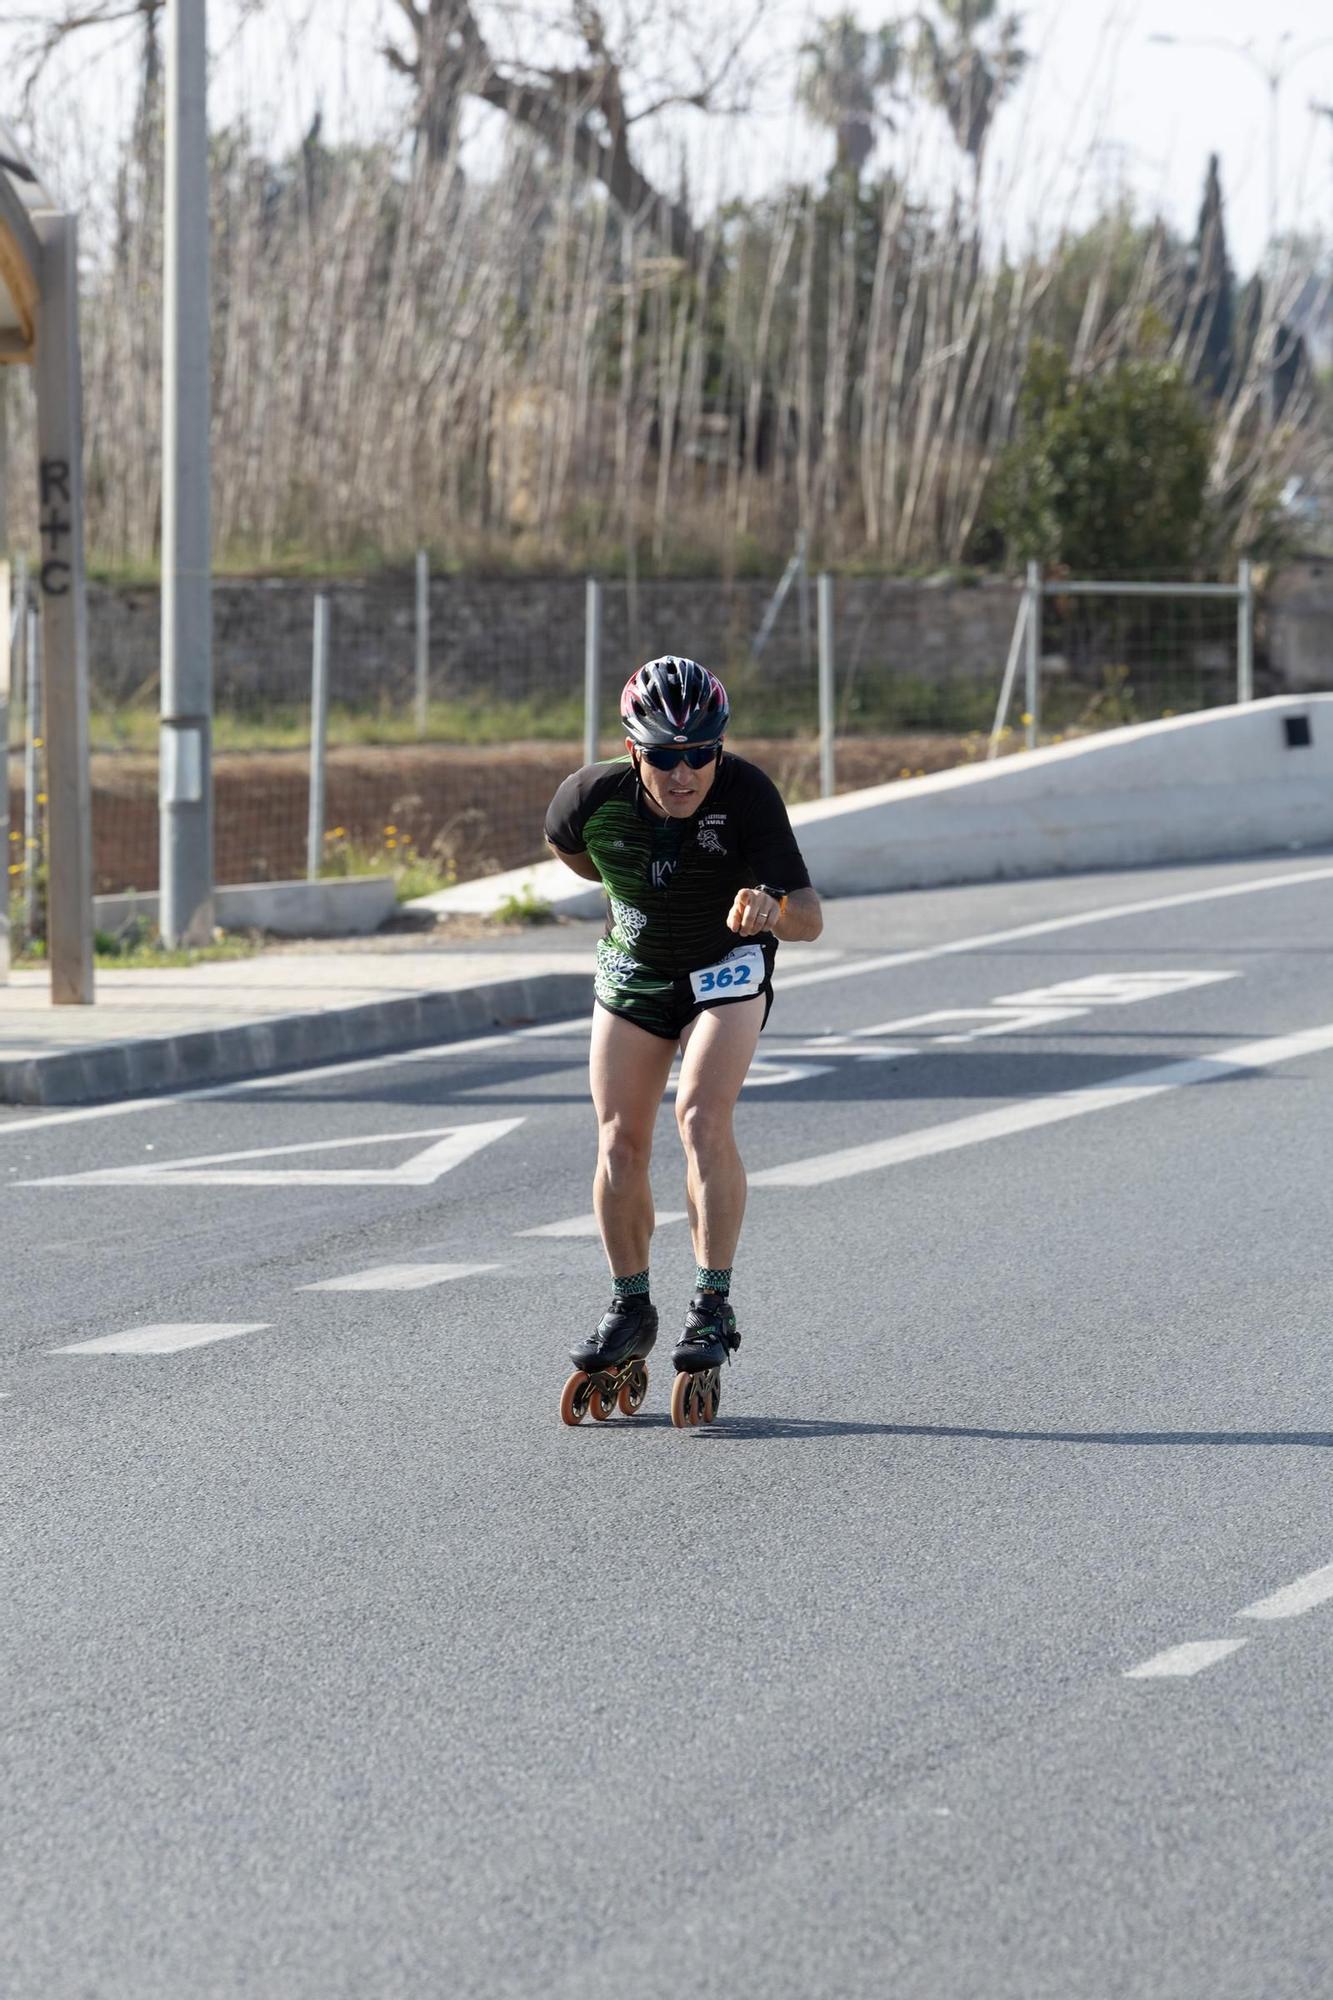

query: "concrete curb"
xmin=0 ymin=969 xmax=594 ymax=1108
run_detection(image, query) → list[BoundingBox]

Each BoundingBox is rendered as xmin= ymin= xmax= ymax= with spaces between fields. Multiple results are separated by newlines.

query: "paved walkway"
xmin=0 ymin=932 xmax=597 ymax=1106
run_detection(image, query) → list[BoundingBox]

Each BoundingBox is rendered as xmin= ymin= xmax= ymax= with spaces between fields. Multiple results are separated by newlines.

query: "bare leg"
xmin=675 ymin=998 xmax=765 ymax=1274
xmin=589 ymin=1006 xmax=677 ymax=1279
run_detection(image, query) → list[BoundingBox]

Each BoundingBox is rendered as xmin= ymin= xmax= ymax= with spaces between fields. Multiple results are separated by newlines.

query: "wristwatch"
xmin=756 ymin=884 xmax=789 ymax=920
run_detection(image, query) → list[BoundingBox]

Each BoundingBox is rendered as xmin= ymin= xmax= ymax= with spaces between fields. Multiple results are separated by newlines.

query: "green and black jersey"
xmin=544 ymin=755 xmax=811 ymax=1033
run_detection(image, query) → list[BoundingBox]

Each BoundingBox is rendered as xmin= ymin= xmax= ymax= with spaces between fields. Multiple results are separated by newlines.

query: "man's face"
xmin=629 ymin=739 xmax=723 ymax=819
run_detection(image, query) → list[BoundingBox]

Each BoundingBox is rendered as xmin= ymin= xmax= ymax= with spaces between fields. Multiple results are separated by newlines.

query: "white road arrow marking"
xmin=23 ymin=1119 xmax=525 ymax=1189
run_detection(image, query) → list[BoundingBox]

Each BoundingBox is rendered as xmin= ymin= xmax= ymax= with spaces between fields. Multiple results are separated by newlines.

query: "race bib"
xmin=689 ymin=944 xmax=764 ymax=1002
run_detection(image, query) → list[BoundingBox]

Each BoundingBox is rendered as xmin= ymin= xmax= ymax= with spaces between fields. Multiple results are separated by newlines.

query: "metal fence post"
xmin=1024 ymin=560 xmax=1042 ymax=750
xmin=817 ymin=572 xmax=835 ymax=799
xmin=987 ymin=586 xmax=1030 ymax=760
xmin=1236 ymin=558 xmax=1254 ymax=704
xmin=414 ymin=550 xmax=429 ymax=738
xmin=307 ymin=593 xmax=330 ymax=882
xmin=584 ymin=577 xmax=602 ymax=768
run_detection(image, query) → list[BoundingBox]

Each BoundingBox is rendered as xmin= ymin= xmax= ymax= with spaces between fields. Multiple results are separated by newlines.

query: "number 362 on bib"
xmin=689 ymin=944 xmax=764 ymax=1001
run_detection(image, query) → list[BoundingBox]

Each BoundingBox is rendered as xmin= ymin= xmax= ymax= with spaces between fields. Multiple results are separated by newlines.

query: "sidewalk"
xmin=0 ymin=926 xmax=598 ymax=1107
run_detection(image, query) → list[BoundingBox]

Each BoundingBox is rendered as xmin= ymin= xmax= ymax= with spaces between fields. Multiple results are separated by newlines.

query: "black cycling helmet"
xmin=620 ymin=656 xmax=729 ymax=748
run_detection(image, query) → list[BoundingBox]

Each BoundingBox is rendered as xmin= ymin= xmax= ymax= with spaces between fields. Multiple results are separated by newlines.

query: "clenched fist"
xmin=727 ymin=887 xmax=783 ymax=937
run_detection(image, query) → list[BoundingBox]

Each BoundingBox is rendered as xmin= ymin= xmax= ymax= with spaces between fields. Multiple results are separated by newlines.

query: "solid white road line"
xmin=4 ymin=861 xmax=1332 ymax=1136
xmin=54 ymin=1322 xmax=271 ymax=1355
xmin=300 ymin=1262 xmax=498 ymax=1292
xmin=1124 ymin=1639 xmax=1248 ymax=1680
xmin=780 ymin=861 xmax=1333 ymax=991
xmin=750 ymin=1020 xmax=1333 ymax=1190
xmin=1237 ymin=1562 xmax=1333 ymax=1623
xmin=519 ymin=1210 xmax=688 ymax=1239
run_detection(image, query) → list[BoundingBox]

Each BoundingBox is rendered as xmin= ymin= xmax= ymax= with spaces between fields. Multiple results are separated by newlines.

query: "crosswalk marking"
xmin=300 ymin=1262 xmax=498 ymax=1292
xmin=54 ymin=1323 xmax=271 ymax=1356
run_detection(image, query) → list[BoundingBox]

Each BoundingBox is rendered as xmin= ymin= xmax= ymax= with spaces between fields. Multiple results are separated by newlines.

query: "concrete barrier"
xmin=790 ymin=696 xmax=1333 ymax=892
xmin=95 ymin=874 xmax=398 ymax=938
xmin=411 ymin=698 xmax=1333 ymax=913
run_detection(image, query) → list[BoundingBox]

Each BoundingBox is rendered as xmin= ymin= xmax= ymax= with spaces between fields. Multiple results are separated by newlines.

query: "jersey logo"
xmin=697 ymin=826 xmax=725 ymax=856
xmin=651 ymin=858 xmax=678 ymax=889
xmin=609 ymin=896 xmax=648 ymax=944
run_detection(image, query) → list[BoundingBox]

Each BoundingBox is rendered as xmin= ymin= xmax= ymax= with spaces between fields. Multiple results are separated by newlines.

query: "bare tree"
xmin=380 ymin=0 xmax=766 ymax=267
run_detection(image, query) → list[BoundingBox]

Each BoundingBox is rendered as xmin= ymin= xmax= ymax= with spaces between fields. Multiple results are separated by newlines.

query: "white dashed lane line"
xmin=300 ymin=1262 xmax=499 ymax=1292
xmin=1124 ymin=1640 xmax=1250 ymax=1680
xmin=1126 ymin=1559 xmax=1333 ymax=1682
xmin=1238 ymin=1562 xmax=1333 ymax=1623
xmin=54 ymin=1323 xmax=272 ymax=1356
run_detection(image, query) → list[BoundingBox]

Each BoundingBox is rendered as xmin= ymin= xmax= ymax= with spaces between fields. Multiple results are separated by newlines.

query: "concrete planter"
xmin=94 ymin=874 xmax=398 ymax=939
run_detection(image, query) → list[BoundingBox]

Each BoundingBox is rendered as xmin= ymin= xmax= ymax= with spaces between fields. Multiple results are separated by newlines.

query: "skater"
xmin=545 ymin=656 xmax=822 ymax=1426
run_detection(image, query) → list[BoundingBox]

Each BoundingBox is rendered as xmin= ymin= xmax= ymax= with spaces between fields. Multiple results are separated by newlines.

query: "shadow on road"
xmin=679 ymin=1417 xmax=1333 ymax=1447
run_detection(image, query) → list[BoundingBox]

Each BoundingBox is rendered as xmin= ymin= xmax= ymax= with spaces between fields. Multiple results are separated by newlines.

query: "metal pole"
xmin=414 ymin=549 xmax=429 ymax=738
xmin=307 ymin=594 xmax=330 ymax=881
xmin=987 ymin=589 xmax=1029 ymax=760
xmin=33 ymin=211 xmax=93 ymax=1001
xmin=160 ymin=0 xmax=213 ymax=948
xmin=817 ymin=571 xmax=835 ymax=799
xmin=584 ymin=577 xmax=602 ymax=768
xmin=24 ymin=602 xmax=39 ymax=943
xmin=1024 ymin=560 xmax=1042 ymax=750
xmin=8 ymin=557 xmax=25 ymax=971
xmin=0 ymin=560 xmax=9 ymax=981
xmin=1237 ymin=558 xmax=1254 ymax=704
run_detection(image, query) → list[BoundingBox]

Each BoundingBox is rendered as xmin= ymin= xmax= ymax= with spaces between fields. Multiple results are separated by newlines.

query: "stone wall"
xmin=1266 ymin=560 xmax=1333 ymax=692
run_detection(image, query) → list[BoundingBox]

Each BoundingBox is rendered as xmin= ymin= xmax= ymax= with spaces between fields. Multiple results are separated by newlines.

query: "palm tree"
xmin=914 ymin=0 xmax=1028 ymax=192
xmin=797 ymin=12 xmax=907 ymax=181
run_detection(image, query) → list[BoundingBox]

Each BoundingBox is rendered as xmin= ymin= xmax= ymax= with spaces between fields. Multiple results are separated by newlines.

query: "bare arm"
xmin=545 ymin=839 xmax=603 ymax=884
xmin=772 ymin=886 xmax=823 ymax=943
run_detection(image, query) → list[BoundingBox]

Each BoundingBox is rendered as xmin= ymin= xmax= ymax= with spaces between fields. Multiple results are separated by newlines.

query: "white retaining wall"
xmin=415 ymin=697 xmax=1333 ymax=916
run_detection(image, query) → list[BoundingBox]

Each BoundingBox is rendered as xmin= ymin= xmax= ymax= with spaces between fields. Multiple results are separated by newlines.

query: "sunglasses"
xmin=638 ymin=743 xmax=722 ymax=772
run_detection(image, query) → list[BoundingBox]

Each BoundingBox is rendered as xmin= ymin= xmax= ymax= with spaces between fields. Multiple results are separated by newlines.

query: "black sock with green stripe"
xmin=613 ymin=1270 xmax=651 ymax=1303
xmin=695 ymin=1265 xmax=731 ymax=1297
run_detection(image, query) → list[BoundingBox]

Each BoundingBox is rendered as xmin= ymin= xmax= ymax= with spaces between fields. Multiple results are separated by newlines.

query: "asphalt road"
xmin=6 ymin=850 xmax=1333 ymax=1999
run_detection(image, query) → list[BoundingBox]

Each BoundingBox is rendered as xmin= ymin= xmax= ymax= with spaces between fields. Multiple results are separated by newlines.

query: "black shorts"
xmin=593 ymin=936 xmax=776 ymax=1042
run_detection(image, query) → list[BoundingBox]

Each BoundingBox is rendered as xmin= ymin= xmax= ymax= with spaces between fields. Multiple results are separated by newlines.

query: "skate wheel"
xmin=617 ymin=1364 xmax=648 ymax=1417
xmin=588 ymin=1378 xmax=615 ymax=1421
xmin=701 ymin=1379 xmax=717 ymax=1424
xmin=670 ymin=1371 xmax=693 ymax=1430
xmin=560 ymin=1371 xmax=591 ymax=1427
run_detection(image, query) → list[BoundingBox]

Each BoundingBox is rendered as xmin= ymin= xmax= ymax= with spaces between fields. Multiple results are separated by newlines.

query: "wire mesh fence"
xmin=3 ymin=561 xmax=1306 ymax=908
